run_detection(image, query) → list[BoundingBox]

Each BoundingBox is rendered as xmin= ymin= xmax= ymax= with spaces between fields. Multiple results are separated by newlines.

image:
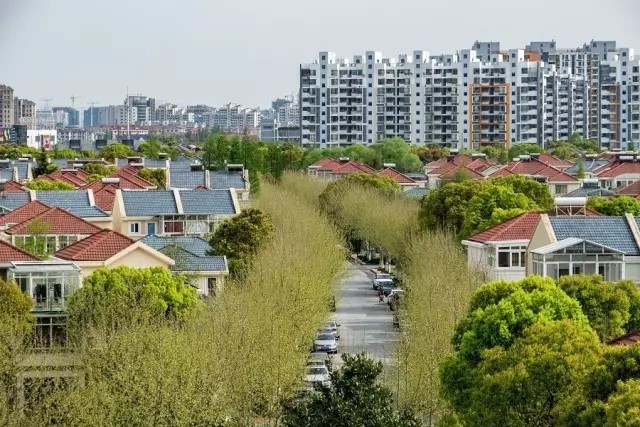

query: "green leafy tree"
xmin=32 ymin=149 xmax=57 ymax=177
xmin=616 ymin=280 xmax=640 ymax=332
xmin=461 ymin=320 xmax=601 ymax=427
xmin=202 ymin=133 xmax=231 ymax=170
xmin=138 ymin=167 xmax=166 ymax=188
xmin=576 ymin=160 xmax=587 ymax=179
xmin=508 ymin=143 xmax=543 ymax=160
xmin=371 ymin=138 xmax=423 ymax=172
xmin=52 ymin=148 xmax=80 ymax=159
xmin=80 ymin=149 xmax=99 ymax=159
xmin=558 ymin=275 xmax=631 ymax=341
xmin=67 ymin=266 xmax=200 ymax=342
xmin=587 ymin=196 xmax=640 ymax=216
xmin=25 ymin=180 xmax=76 ymax=190
xmin=282 ymin=353 xmax=419 ymax=427
xmin=491 ymin=175 xmax=555 ymax=210
xmin=440 ymin=276 xmax=588 ymax=416
xmin=82 ymin=163 xmax=116 ymax=179
xmin=207 ymin=208 xmax=274 ymax=278
xmin=459 ymin=185 xmax=536 ymax=239
xmin=137 ymin=140 xmax=161 ymax=159
xmin=419 ymin=180 xmax=486 ymax=234
xmin=599 ymin=379 xmax=640 ymax=426
xmin=14 ymin=219 xmax=52 ymax=258
xmin=100 ymin=143 xmax=134 ymax=162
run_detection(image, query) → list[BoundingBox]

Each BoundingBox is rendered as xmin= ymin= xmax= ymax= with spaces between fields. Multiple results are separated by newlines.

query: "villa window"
xmin=495 ymin=245 xmax=527 ymax=268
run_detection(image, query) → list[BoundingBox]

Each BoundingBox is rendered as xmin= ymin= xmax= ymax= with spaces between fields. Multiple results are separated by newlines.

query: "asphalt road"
xmin=331 ymin=262 xmax=397 ymax=365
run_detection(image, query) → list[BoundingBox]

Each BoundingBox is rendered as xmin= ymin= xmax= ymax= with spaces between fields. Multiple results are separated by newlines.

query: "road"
xmin=332 ymin=262 xmax=397 ymax=365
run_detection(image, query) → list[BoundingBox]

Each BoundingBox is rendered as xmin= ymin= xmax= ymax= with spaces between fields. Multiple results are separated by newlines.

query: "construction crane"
xmin=70 ymin=94 xmax=81 ymax=110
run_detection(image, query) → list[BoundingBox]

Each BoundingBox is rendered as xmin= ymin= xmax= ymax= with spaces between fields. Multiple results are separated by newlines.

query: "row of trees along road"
xmin=2 ymin=178 xmax=345 ymax=426
xmin=440 ymin=274 xmax=640 ymax=426
xmin=314 ymin=172 xmax=483 ymax=423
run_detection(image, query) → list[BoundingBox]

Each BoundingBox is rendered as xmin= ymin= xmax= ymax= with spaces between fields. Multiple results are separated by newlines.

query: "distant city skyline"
xmin=1 ymin=0 xmax=639 ymax=109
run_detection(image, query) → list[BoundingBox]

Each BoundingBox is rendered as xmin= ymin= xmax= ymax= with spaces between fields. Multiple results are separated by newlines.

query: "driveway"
xmin=332 ymin=263 xmax=397 ymax=365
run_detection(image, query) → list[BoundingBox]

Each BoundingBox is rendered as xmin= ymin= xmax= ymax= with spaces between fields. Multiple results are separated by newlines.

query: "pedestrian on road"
xmin=378 ymin=288 xmax=384 ymax=303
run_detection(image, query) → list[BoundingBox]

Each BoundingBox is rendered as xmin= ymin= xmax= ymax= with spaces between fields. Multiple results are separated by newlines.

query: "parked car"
xmin=305 ymin=365 xmax=331 ymax=389
xmin=373 ymin=278 xmax=394 ymax=291
xmin=313 ymin=333 xmax=338 ymax=354
xmin=324 ymin=321 xmax=341 ymax=339
xmin=380 ymin=282 xmax=396 ymax=296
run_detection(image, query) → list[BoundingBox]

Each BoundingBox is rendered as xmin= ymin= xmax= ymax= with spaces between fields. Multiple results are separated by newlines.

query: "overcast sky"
xmin=1 ymin=0 xmax=639 ymax=110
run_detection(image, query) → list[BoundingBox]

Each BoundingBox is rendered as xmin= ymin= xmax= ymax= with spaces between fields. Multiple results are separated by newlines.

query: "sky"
xmin=1 ymin=0 xmax=639 ymax=110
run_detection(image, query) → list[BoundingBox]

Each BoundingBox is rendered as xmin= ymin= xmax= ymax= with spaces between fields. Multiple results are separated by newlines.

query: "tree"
xmin=557 ymin=275 xmax=631 ymax=341
xmin=207 ymin=208 xmax=274 ymax=278
xmin=440 ymin=277 xmax=588 ymax=416
xmin=616 ymin=280 xmax=640 ymax=332
xmin=459 ymin=185 xmax=537 ymax=239
xmin=25 ymin=180 xmax=76 ymax=190
xmin=67 ymin=266 xmax=200 ymax=342
xmin=99 ymin=143 xmax=134 ymax=162
xmin=52 ymin=148 xmax=80 ymax=159
xmin=138 ymin=167 xmax=166 ymax=188
xmin=587 ymin=196 xmax=640 ymax=216
xmin=490 ymin=175 xmax=555 ymax=210
xmin=82 ymin=163 xmax=116 ymax=179
xmin=371 ymin=138 xmax=423 ymax=172
xmin=202 ymin=133 xmax=230 ymax=170
xmin=508 ymin=143 xmax=543 ymax=160
xmin=282 ymin=353 xmax=419 ymax=427
xmin=458 ymin=320 xmax=601 ymax=427
xmin=32 ymin=149 xmax=57 ymax=177
xmin=419 ymin=180 xmax=487 ymax=234
xmin=14 ymin=219 xmax=52 ymax=258
xmin=576 ymin=160 xmax=587 ymax=179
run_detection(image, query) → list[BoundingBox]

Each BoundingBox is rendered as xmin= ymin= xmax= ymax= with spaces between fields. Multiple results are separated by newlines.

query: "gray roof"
xmin=121 ymin=190 xmax=178 ymax=216
xmin=13 ymin=162 xmax=30 ymax=180
xmin=565 ymin=187 xmax=616 ymax=197
xmin=169 ymin=171 xmax=205 ymax=189
xmin=35 ymin=190 xmax=109 ymax=217
xmin=565 ymin=158 xmax=610 ymax=174
xmin=179 ymin=190 xmax=236 ymax=215
xmin=0 ymin=192 xmax=30 ymax=212
xmin=404 ymin=187 xmax=430 ymax=198
xmin=0 ymin=169 xmax=13 ymax=180
xmin=116 ymin=158 xmax=169 ymax=169
xmin=549 ymin=216 xmax=640 ymax=255
xmin=160 ymin=246 xmax=227 ymax=272
xmin=139 ymin=235 xmax=211 ymax=257
xmin=210 ymin=172 xmax=246 ymax=190
xmin=405 ymin=172 xmax=428 ymax=181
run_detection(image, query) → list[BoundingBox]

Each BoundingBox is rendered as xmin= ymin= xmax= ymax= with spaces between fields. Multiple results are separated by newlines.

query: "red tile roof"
xmin=54 ymin=229 xmax=135 ymax=261
xmin=617 ymin=180 xmax=640 ymax=196
xmin=467 ymin=212 xmax=542 ymax=243
xmin=439 ymin=165 xmax=485 ymax=180
xmin=489 ymin=159 xmax=577 ymax=182
xmin=535 ymin=166 xmax=579 ymax=182
xmin=332 ymin=160 xmax=376 ymax=175
xmin=608 ymin=329 xmax=640 ymax=346
xmin=92 ymin=185 xmax=117 ymax=212
xmin=0 ymin=201 xmax=50 ymax=227
xmin=378 ymin=167 xmax=416 ymax=184
xmin=5 ymin=206 xmax=101 ymax=235
xmin=597 ymin=161 xmax=640 ymax=178
xmin=466 ymin=158 xmax=492 ymax=172
xmin=110 ymin=167 xmax=155 ymax=189
xmin=0 ymin=239 xmax=40 ymax=262
xmin=537 ymin=153 xmax=574 ymax=168
xmin=489 ymin=167 xmax=516 ymax=177
xmin=0 ymin=181 xmax=27 ymax=192
xmin=310 ymin=157 xmax=343 ymax=171
xmin=426 ymin=154 xmax=474 ymax=170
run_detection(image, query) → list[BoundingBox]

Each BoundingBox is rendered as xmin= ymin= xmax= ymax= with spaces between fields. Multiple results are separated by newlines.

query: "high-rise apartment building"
xmin=14 ymin=98 xmax=36 ymax=129
xmin=300 ymin=41 xmax=640 ymax=149
xmin=124 ymin=95 xmax=156 ymax=125
xmin=210 ymin=103 xmax=260 ymax=135
xmin=261 ymin=96 xmax=301 ymax=142
xmin=0 ymin=85 xmax=15 ymax=128
xmin=82 ymin=105 xmax=135 ymax=127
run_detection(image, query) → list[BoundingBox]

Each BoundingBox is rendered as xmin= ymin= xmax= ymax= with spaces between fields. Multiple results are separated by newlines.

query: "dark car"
xmin=380 ymin=282 xmax=396 ymax=296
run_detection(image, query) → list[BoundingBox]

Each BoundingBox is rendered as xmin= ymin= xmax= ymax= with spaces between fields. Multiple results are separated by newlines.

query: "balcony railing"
xmin=33 ymin=296 xmax=67 ymax=312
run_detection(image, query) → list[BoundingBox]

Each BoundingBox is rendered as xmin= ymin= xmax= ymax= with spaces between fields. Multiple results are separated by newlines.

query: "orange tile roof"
xmin=489 ymin=167 xmax=516 ymax=177
xmin=5 ymin=206 xmax=101 ymax=235
xmin=0 ymin=239 xmax=40 ymax=262
xmin=378 ymin=167 xmax=416 ymax=184
xmin=617 ymin=180 xmax=640 ymax=196
xmin=310 ymin=157 xmax=342 ymax=171
xmin=426 ymin=154 xmax=474 ymax=169
xmin=332 ymin=160 xmax=376 ymax=175
xmin=466 ymin=158 xmax=492 ymax=172
xmin=537 ymin=153 xmax=574 ymax=168
xmin=467 ymin=212 xmax=541 ymax=243
xmin=535 ymin=166 xmax=579 ymax=182
xmin=54 ymin=229 xmax=135 ymax=261
xmin=110 ymin=168 xmax=155 ymax=189
xmin=0 ymin=201 xmax=50 ymax=227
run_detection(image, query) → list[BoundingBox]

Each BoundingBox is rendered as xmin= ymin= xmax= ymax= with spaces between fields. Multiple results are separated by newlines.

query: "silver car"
xmin=313 ymin=333 xmax=338 ymax=354
xmin=324 ymin=321 xmax=341 ymax=339
xmin=305 ymin=365 xmax=331 ymax=389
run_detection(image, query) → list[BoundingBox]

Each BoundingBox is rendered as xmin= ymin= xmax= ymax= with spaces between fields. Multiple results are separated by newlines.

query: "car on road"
xmin=380 ymin=282 xmax=396 ymax=296
xmin=304 ymin=365 xmax=331 ymax=389
xmin=313 ymin=333 xmax=338 ymax=354
xmin=373 ymin=278 xmax=394 ymax=291
xmin=324 ymin=321 xmax=341 ymax=339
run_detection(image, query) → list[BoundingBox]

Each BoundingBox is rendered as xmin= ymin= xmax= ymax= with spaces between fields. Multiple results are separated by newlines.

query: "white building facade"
xmin=300 ymin=41 xmax=640 ymax=150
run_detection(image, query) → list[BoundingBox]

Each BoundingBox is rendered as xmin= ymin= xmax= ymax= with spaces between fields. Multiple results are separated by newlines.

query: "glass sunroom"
xmin=531 ymin=238 xmax=625 ymax=281
xmin=7 ymin=262 xmax=81 ymax=312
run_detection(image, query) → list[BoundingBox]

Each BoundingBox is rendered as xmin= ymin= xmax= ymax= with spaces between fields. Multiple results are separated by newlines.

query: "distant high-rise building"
xmin=53 ymin=107 xmax=79 ymax=127
xmin=0 ymin=85 xmax=15 ymax=128
xmin=300 ymin=40 xmax=640 ymax=149
xmin=14 ymin=98 xmax=36 ymax=129
xmin=210 ymin=103 xmax=260 ymax=135
xmin=124 ymin=95 xmax=156 ymax=125
xmin=82 ymin=105 xmax=133 ymax=127
xmin=261 ymin=96 xmax=300 ymax=142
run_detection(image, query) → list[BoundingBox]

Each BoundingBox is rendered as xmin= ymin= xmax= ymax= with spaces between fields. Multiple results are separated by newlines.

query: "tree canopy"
xmin=25 ymin=179 xmax=76 ymax=191
xmin=208 ymin=208 xmax=274 ymax=278
xmin=99 ymin=143 xmax=134 ymax=161
xmin=32 ymin=149 xmax=57 ymax=178
xmin=67 ymin=266 xmax=200 ymax=342
xmin=587 ymin=196 xmax=640 ymax=216
xmin=138 ymin=167 xmax=166 ymax=188
xmin=282 ymin=353 xmax=419 ymax=427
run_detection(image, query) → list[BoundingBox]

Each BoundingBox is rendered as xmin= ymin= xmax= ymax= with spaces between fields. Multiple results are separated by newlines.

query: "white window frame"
xmin=495 ymin=245 xmax=527 ymax=269
xmin=129 ymin=222 xmax=141 ymax=234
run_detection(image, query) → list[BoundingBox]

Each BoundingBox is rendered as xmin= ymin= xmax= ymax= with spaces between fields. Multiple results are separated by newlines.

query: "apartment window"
xmin=321 ymin=55 xmax=326 ymax=60
xmin=368 ymin=55 xmax=372 ymax=60
xmin=491 ymin=245 xmax=526 ymax=268
xmin=416 ymin=92 xmax=420 ymax=96
xmin=129 ymin=223 xmax=140 ymax=234
xmin=321 ymin=129 xmax=325 ymax=134
xmin=417 ymin=129 xmax=420 ymax=134
xmin=512 ymin=72 xmax=515 ymax=77
xmin=416 ymin=101 xmax=421 ymax=105
xmin=368 ymin=64 xmax=372 ymax=69
xmin=321 ymin=74 xmax=325 ymax=79
xmin=321 ymin=84 xmax=325 ymax=88
xmin=416 ymin=82 xmax=421 ymax=87
xmin=368 ymin=74 xmax=372 ymax=78
xmin=463 ymin=92 xmax=467 ymax=96
xmin=321 ymin=65 xmax=326 ymax=70
xmin=463 ymin=73 xmax=467 ymax=77
xmin=321 ymin=120 xmax=325 ymax=124
xmin=463 ymin=53 xmax=468 ymax=59
xmin=368 ymin=120 xmax=372 ymax=124
xmin=555 ymin=184 xmax=568 ymax=195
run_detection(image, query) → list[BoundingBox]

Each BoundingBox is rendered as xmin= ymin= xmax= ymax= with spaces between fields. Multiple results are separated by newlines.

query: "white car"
xmin=305 ymin=365 xmax=331 ymax=389
xmin=313 ymin=333 xmax=338 ymax=354
xmin=324 ymin=321 xmax=341 ymax=339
